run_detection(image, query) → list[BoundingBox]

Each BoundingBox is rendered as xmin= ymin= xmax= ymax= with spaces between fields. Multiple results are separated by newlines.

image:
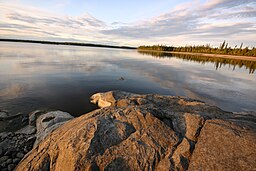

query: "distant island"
xmin=138 ymin=41 xmax=256 ymax=57
xmin=0 ymin=38 xmax=137 ymax=50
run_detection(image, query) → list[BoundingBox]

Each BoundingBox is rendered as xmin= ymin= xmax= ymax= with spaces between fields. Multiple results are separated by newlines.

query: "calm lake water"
xmin=0 ymin=42 xmax=255 ymax=117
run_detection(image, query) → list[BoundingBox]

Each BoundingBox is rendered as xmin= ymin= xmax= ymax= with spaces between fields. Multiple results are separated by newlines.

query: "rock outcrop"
xmin=16 ymin=91 xmax=256 ymax=171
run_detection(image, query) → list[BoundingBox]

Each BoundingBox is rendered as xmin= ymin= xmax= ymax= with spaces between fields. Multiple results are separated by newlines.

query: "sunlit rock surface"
xmin=16 ymin=91 xmax=256 ymax=171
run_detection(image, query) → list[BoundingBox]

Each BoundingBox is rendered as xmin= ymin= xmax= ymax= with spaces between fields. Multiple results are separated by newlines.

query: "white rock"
xmin=34 ymin=111 xmax=74 ymax=146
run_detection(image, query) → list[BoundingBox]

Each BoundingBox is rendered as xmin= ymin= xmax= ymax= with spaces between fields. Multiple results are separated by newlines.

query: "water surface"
xmin=0 ymin=42 xmax=255 ymax=117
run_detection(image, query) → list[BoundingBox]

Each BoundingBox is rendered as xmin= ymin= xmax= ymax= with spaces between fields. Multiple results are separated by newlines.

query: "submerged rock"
xmin=16 ymin=91 xmax=256 ymax=171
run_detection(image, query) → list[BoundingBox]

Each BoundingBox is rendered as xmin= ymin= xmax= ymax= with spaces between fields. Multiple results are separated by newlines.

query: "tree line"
xmin=138 ymin=50 xmax=256 ymax=74
xmin=138 ymin=41 xmax=256 ymax=57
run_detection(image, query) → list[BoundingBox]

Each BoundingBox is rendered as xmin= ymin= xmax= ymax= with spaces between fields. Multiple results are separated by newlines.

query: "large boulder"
xmin=16 ymin=91 xmax=256 ymax=171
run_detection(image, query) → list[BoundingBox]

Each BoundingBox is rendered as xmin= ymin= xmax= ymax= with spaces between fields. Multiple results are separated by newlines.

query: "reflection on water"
xmin=0 ymin=42 xmax=256 ymax=117
xmin=138 ymin=51 xmax=256 ymax=74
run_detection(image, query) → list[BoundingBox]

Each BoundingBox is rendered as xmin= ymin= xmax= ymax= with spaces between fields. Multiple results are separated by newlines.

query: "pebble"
xmin=119 ymin=77 xmax=125 ymax=80
xmin=7 ymin=164 xmax=15 ymax=171
xmin=24 ymin=148 xmax=28 ymax=153
xmin=6 ymin=159 xmax=12 ymax=164
xmin=0 ymin=156 xmax=9 ymax=163
xmin=13 ymin=158 xmax=20 ymax=164
xmin=16 ymin=152 xmax=24 ymax=159
xmin=7 ymin=132 xmax=13 ymax=137
xmin=0 ymin=112 xmax=36 ymax=170
xmin=11 ymin=152 xmax=17 ymax=158
xmin=1 ymin=162 xmax=7 ymax=168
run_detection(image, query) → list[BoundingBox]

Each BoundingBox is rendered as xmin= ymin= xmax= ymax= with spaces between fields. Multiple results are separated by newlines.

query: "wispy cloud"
xmin=0 ymin=3 xmax=110 ymax=43
xmin=102 ymin=0 xmax=256 ymax=46
xmin=0 ymin=0 xmax=255 ymax=46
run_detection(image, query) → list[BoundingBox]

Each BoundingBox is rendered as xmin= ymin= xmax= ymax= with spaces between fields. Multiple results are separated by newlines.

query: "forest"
xmin=138 ymin=50 xmax=256 ymax=74
xmin=138 ymin=41 xmax=256 ymax=57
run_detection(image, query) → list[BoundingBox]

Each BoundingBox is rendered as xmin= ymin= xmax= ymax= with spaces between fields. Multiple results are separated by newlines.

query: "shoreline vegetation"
xmin=1 ymin=39 xmax=256 ymax=65
xmin=138 ymin=41 xmax=256 ymax=57
xmin=0 ymin=38 xmax=137 ymax=50
xmin=138 ymin=50 xmax=256 ymax=74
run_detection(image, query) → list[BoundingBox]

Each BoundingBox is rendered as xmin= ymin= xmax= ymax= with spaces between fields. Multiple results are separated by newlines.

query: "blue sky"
xmin=0 ymin=0 xmax=255 ymax=46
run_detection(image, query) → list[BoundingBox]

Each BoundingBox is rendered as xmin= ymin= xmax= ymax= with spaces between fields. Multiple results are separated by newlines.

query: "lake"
xmin=0 ymin=42 xmax=255 ymax=117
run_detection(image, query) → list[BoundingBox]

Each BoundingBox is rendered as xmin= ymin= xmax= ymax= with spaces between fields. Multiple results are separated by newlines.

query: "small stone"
xmin=13 ymin=158 xmax=20 ymax=164
xmin=0 ymin=139 xmax=10 ymax=151
xmin=1 ymin=162 xmax=7 ymax=168
xmin=0 ymin=132 xmax=8 ymax=139
xmin=0 ymin=111 xmax=8 ymax=118
xmin=22 ymin=116 xmax=28 ymax=123
xmin=11 ymin=152 xmax=17 ymax=158
xmin=24 ymin=148 xmax=28 ymax=153
xmin=8 ymin=164 xmax=15 ymax=171
xmin=7 ymin=132 xmax=13 ymax=137
xmin=25 ymin=136 xmax=36 ymax=147
xmin=0 ymin=156 xmax=9 ymax=163
xmin=16 ymin=152 xmax=24 ymax=159
xmin=119 ymin=77 xmax=125 ymax=80
xmin=6 ymin=159 xmax=12 ymax=164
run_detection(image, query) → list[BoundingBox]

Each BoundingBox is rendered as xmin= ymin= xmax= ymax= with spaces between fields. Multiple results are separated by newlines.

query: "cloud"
xmin=0 ymin=3 xmax=108 ymax=43
xmin=0 ymin=84 xmax=25 ymax=99
xmin=102 ymin=0 xmax=256 ymax=46
xmin=0 ymin=0 xmax=255 ymax=46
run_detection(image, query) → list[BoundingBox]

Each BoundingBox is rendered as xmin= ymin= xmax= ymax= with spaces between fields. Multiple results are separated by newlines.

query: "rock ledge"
xmin=16 ymin=91 xmax=256 ymax=171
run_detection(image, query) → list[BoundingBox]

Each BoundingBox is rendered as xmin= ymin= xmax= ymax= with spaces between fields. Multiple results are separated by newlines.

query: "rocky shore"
xmin=0 ymin=110 xmax=73 ymax=171
xmin=1 ymin=91 xmax=256 ymax=170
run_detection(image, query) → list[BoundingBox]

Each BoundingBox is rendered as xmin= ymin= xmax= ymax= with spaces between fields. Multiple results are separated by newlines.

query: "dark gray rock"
xmin=11 ymin=152 xmax=16 ymax=158
xmin=7 ymin=164 xmax=15 ymax=171
xmin=28 ymin=110 xmax=45 ymax=126
xmin=6 ymin=159 xmax=12 ymax=164
xmin=0 ymin=156 xmax=9 ymax=163
xmin=0 ymin=148 xmax=3 ymax=156
xmin=0 ymin=139 xmax=11 ymax=151
xmin=0 ymin=111 xmax=8 ymax=118
xmin=25 ymin=136 xmax=36 ymax=147
xmin=16 ymin=152 xmax=24 ymax=159
xmin=0 ymin=132 xmax=8 ymax=139
xmin=15 ymin=126 xmax=36 ymax=135
xmin=1 ymin=161 xmax=7 ymax=168
xmin=13 ymin=158 xmax=20 ymax=164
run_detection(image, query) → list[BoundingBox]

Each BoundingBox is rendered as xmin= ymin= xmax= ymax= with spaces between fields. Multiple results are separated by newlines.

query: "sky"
xmin=0 ymin=0 xmax=256 ymax=47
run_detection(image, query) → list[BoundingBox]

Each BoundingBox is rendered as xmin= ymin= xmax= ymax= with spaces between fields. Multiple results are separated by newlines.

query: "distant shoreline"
xmin=2 ymin=39 xmax=255 ymax=61
xmin=0 ymin=38 xmax=137 ymax=50
xmin=138 ymin=49 xmax=256 ymax=61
